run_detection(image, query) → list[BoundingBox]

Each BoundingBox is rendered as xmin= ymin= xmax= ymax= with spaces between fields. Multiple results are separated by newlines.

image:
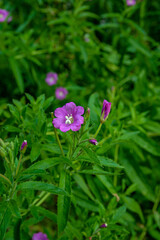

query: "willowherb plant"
xmin=0 ymin=94 xmax=127 ymax=240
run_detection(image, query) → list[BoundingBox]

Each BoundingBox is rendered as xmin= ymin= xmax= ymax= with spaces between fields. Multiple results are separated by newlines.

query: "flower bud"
xmin=20 ymin=140 xmax=27 ymax=152
xmin=0 ymin=146 xmax=7 ymax=158
xmin=100 ymin=100 xmax=111 ymax=124
xmin=89 ymin=139 xmax=98 ymax=145
xmin=32 ymin=232 xmax=49 ymax=240
xmin=100 ymin=223 xmax=108 ymax=228
xmin=0 ymin=138 xmax=6 ymax=148
xmin=85 ymin=107 xmax=90 ymax=120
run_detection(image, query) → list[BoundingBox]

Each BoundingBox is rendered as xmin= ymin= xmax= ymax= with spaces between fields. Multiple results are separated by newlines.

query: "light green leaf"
xmin=58 ymin=170 xmax=71 ymax=235
xmin=122 ymin=196 xmax=144 ymax=223
xmin=74 ymin=174 xmax=94 ymax=200
xmin=18 ymin=181 xmax=68 ymax=196
xmin=9 ymin=58 xmax=24 ymax=93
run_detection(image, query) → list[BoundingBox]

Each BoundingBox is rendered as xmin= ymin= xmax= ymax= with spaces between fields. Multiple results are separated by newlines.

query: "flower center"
xmin=0 ymin=14 xmax=4 ymax=19
xmin=59 ymin=91 xmax=63 ymax=96
xmin=49 ymin=77 xmax=54 ymax=83
xmin=65 ymin=114 xmax=74 ymax=124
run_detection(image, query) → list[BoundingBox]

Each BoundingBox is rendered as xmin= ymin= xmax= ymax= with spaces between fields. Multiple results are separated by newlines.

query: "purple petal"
xmin=101 ymin=100 xmax=111 ymax=121
xmin=55 ymin=87 xmax=68 ymax=100
xmin=54 ymin=106 xmax=67 ymax=118
xmin=52 ymin=118 xmax=64 ymax=129
xmin=89 ymin=139 xmax=98 ymax=145
xmin=65 ymin=102 xmax=76 ymax=114
xmin=60 ymin=124 xmax=71 ymax=132
xmin=70 ymin=124 xmax=81 ymax=131
xmin=32 ymin=232 xmax=49 ymax=240
xmin=76 ymin=106 xmax=84 ymax=115
xmin=100 ymin=223 xmax=108 ymax=228
xmin=74 ymin=116 xmax=84 ymax=125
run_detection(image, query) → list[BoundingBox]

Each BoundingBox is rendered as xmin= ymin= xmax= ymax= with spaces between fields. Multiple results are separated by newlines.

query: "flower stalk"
xmin=51 ymin=112 xmax=65 ymax=157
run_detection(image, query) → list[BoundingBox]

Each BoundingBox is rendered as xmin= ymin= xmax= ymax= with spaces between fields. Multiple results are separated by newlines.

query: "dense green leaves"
xmin=0 ymin=0 xmax=160 ymax=239
xmin=18 ymin=181 xmax=68 ymax=196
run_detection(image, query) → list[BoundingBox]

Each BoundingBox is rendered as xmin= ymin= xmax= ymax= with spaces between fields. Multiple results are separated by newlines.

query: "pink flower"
xmin=52 ymin=102 xmax=84 ymax=132
xmin=32 ymin=232 xmax=48 ymax=240
xmin=55 ymin=87 xmax=68 ymax=100
xmin=100 ymin=223 xmax=108 ymax=228
xmin=89 ymin=139 xmax=98 ymax=145
xmin=100 ymin=100 xmax=111 ymax=123
xmin=126 ymin=0 xmax=136 ymax=6
xmin=20 ymin=140 xmax=27 ymax=151
xmin=0 ymin=9 xmax=12 ymax=22
xmin=45 ymin=72 xmax=58 ymax=86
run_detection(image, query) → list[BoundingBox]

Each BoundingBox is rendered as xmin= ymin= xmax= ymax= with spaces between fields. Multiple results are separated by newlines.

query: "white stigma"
xmin=59 ymin=91 xmax=63 ymax=96
xmin=65 ymin=114 xmax=73 ymax=124
xmin=49 ymin=77 xmax=54 ymax=83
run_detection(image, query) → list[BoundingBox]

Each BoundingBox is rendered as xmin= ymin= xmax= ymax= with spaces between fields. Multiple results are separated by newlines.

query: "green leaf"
xmin=4 ymin=126 xmax=21 ymax=133
xmin=0 ymin=206 xmax=11 ymax=240
xmin=74 ymin=174 xmax=95 ymax=200
xmin=8 ymin=200 xmax=21 ymax=218
xmin=111 ymin=205 xmax=126 ymax=223
xmin=129 ymin=38 xmax=152 ymax=57
xmin=30 ymin=143 xmax=41 ymax=162
xmin=86 ymin=175 xmax=103 ymax=202
xmin=30 ymin=206 xmax=57 ymax=223
xmin=122 ymin=196 xmax=144 ymax=223
xmin=120 ymin=157 xmax=155 ymax=202
xmin=133 ymin=135 xmax=160 ymax=156
xmin=25 ymin=93 xmax=35 ymax=104
xmin=82 ymin=146 xmax=100 ymax=165
xmin=42 ymin=144 xmax=63 ymax=154
xmin=72 ymin=195 xmax=99 ymax=212
xmin=58 ymin=170 xmax=71 ymax=235
xmin=117 ymin=131 xmax=139 ymax=141
xmin=95 ymin=166 xmax=116 ymax=194
xmin=98 ymin=156 xmax=124 ymax=168
xmin=23 ymin=157 xmax=72 ymax=174
xmin=43 ymin=96 xmax=54 ymax=110
xmin=9 ymin=58 xmax=24 ymax=93
xmin=17 ymin=181 xmax=68 ymax=196
xmin=78 ymin=169 xmax=115 ymax=175
xmin=8 ymin=104 xmax=20 ymax=120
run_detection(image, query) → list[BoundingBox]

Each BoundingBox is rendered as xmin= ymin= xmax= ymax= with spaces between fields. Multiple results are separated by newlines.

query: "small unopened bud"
xmin=21 ymin=140 xmax=27 ymax=152
xmin=100 ymin=100 xmax=111 ymax=124
xmin=85 ymin=107 xmax=90 ymax=120
xmin=100 ymin=223 xmax=108 ymax=228
xmin=51 ymin=112 xmax=54 ymax=120
xmin=89 ymin=139 xmax=98 ymax=145
xmin=0 ymin=146 xmax=7 ymax=158
xmin=0 ymin=138 xmax=6 ymax=148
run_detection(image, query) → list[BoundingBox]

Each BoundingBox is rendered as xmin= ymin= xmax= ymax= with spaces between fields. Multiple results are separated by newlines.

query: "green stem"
xmin=152 ymin=189 xmax=160 ymax=212
xmin=35 ymin=192 xmax=51 ymax=206
xmin=15 ymin=153 xmax=23 ymax=177
xmin=94 ymin=123 xmax=103 ymax=138
xmin=51 ymin=113 xmax=65 ymax=157
xmin=113 ymin=145 xmax=119 ymax=187
xmin=0 ymin=174 xmax=12 ymax=186
xmin=53 ymin=127 xmax=65 ymax=157
xmin=31 ymin=191 xmax=46 ymax=206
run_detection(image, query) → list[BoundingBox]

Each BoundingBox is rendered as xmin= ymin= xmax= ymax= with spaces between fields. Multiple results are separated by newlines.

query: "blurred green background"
xmin=0 ymin=0 xmax=160 ymax=239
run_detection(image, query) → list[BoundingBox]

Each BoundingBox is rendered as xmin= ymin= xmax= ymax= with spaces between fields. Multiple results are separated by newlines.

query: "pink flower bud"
xmin=100 ymin=100 xmax=111 ymax=123
xmin=100 ymin=223 xmax=108 ymax=228
xmin=89 ymin=139 xmax=98 ymax=145
xmin=32 ymin=232 xmax=49 ymax=240
xmin=21 ymin=140 xmax=27 ymax=152
xmin=126 ymin=0 xmax=136 ymax=6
